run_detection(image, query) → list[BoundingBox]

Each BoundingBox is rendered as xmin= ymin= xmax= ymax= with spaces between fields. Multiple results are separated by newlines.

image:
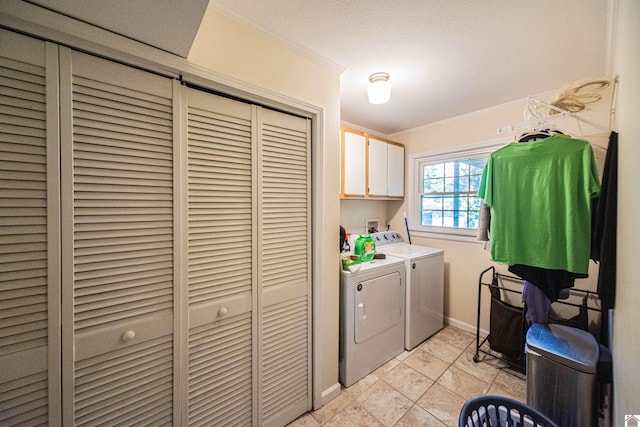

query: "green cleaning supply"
xmin=341 ymin=255 xmax=360 ymax=270
xmin=354 ymin=235 xmax=376 ymax=262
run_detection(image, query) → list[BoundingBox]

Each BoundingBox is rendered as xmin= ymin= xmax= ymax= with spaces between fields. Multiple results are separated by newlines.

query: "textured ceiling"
xmin=22 ymin=0 xmax=610 ymax=135
xmin=209 ymin=0 xmax=610 ymax=134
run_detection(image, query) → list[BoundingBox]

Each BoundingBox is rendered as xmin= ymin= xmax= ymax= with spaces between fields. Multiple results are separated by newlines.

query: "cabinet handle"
xmin=121 ymin=330 xmax=136 ymax=343
xmin=218 ymin=307 xmax=229 ymax=317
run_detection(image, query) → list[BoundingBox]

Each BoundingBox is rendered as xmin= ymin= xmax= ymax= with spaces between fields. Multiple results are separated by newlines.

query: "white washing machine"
xmin=373 ymin=231 xmax=444 ymax=351
xmin=340 ymin=256 xmax=405 ymax=387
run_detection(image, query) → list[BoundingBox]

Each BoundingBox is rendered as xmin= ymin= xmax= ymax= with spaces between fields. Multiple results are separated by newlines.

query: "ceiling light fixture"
xmin=367 ymin=72 xmax=391 ymax=105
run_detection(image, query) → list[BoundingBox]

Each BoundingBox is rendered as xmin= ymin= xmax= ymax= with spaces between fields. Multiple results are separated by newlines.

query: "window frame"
xmin=408 ymin=137 xmax=508 ymax=242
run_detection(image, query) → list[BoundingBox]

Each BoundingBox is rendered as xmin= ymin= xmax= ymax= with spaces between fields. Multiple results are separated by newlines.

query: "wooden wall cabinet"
xmin=341 ymin=128 xmax=367 ymax=197
xmin=340 ymin=126 xmax=404 ymax=200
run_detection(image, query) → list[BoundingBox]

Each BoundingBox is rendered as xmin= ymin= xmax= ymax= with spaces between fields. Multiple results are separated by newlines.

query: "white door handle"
xmin=121 ymin=330 xmax=136 ymax=343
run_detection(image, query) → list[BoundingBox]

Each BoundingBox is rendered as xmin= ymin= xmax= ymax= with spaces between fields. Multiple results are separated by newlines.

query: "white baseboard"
xmin=313 ymin=317 xmax=489 ymax=411
xmin=317 ymin=318 xmax=487 ymax=410
xmin=445 ymin=316 xmax=488 ymax=338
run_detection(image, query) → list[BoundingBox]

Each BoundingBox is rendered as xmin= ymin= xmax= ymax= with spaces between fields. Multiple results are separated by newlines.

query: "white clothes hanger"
xmin=497 ymin=76 xmax=618 ymax=140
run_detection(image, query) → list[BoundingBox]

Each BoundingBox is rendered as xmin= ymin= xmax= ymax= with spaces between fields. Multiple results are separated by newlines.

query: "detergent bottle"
xmin=354 ymin=235 xmax=376 ymax=262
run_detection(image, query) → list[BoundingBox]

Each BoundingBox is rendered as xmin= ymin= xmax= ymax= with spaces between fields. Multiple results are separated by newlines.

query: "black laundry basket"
xmin=459 ymin=395 xmax=558 ymax=427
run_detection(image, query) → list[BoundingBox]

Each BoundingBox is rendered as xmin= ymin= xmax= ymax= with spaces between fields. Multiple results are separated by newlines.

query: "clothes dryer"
xmin=340 ymin=256 xmax=405 ymax=387
xmin=373 ymin=232 xmax=444 ymax=350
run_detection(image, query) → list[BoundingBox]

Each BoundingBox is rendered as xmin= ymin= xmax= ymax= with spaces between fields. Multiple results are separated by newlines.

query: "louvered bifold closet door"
xmin=0 ymin=30 xmax=60 ymax=426
xmin=258 ymin=108 xmax=311 ymax=427
xmin=60 ymin=49 xmax=175 ymax=426
xmin=185 ymin=88 xmax=254 ymax=427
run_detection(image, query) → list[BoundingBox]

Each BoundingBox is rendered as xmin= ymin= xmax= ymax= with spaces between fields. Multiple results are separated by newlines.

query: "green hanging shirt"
xmin=478 ymin=135 xmax=600 ymax=274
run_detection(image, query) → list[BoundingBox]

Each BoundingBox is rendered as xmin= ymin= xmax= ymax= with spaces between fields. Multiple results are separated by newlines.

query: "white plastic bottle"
xmin=342 ymin=234 xmax=351 ymax=254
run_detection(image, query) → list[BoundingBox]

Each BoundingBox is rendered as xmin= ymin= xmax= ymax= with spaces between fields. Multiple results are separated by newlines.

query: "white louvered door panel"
xmin=61 ymin=49 xmax=175 ymax=426
xmin=258 ymin=108 xmax=311 ymax=427
xmin=185 ymin=88 xmax=254 ymax=427
xmin=0 ymin=30 xmax=61 ymax=426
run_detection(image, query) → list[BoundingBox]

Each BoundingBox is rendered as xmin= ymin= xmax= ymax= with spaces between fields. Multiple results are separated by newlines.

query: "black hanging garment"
xmin=591 ymin=131 xmax=618 ymax=345
xmin=508 ymin=264 xmax=586 ymax=302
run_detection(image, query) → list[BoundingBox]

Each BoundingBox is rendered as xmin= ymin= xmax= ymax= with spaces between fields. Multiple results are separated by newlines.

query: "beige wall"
xmin=387 ymin=100 xmax=605 ymax=332
xmin=189 ymin=10 xmax=343 ymax=403
xmin=611 ymin=0 xmax=640 ymax=421
xmin=6 ymin=0 xmax=636 ymax=420
xmin=188 ymin=6 xmax=640 ymax=418
xmin=341 ymin=199 xmax=389 ymax=235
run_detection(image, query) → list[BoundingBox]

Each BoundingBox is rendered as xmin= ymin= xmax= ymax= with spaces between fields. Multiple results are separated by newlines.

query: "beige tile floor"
xmin=289 ymin=325 xmax=526 ymax=427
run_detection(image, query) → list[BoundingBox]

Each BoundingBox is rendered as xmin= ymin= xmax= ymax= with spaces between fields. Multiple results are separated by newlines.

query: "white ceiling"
xmin=209 ymin=0 xmax=611 ymax=134
xmin=24 ymin=0 xmax=610 ymax=135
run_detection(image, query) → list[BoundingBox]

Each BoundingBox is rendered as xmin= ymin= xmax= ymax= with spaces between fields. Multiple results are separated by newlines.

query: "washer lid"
xmin=526 ymin=323 xmax=599 ymax=374
xmin=380 ymin=244 xmax=443 ymax=259
xmin=342 ymin=255 xmax=404 ymax=275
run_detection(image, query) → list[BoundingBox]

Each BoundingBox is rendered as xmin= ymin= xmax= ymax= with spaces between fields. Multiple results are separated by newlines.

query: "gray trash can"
xmin=525 ymin=323 xmax=599 ymax=427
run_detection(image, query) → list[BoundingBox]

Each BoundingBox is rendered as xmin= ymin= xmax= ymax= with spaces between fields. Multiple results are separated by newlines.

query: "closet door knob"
xmin=218 ymin=307 xmax=229 ymax=317
xmin=121 ymin=330 xmax=136 ymax=343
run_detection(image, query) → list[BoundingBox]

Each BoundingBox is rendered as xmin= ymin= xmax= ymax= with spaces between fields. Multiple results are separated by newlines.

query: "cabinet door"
xmin=387 ymin=143 xmax=404 ymax=197
xmin=0 ymin=30 xmax=61 ymax=426
xmin=184 ymin=87 xmax=254 ymax=426
xmin=367 ymin=137 xmax=388 ymax=197
xmin=341 ymin=129 xmax=366 ymax=197
xmin=259 ymin=107 xmax=311 ymax=426
xmin=61 ymin=49 xmax=175 ymax=425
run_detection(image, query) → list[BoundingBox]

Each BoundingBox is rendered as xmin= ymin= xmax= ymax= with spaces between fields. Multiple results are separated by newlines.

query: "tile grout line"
xmin=300 ymin=327 xmax=527 ymax=427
